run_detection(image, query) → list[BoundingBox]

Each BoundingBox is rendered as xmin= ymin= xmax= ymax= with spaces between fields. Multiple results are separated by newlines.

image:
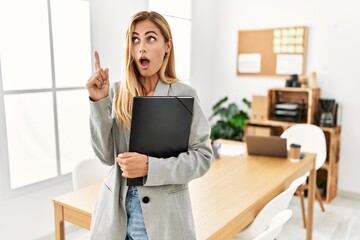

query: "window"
xmin=0 ymin=0 xmax=93 ymax=191
xmin=149 ymin=0 xmax=191 ymax=84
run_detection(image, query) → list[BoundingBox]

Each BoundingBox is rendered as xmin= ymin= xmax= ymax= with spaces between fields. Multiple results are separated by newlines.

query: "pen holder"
xmin=289 ymin=143 xmax=301 ymax=162
xmin=211 ymin=141 xmax=221 ymax=159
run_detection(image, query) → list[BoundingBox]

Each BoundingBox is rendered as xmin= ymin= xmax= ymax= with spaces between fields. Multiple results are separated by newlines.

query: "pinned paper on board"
xmin=276 ymin=54 xmax=303 ymax=75
xmin=273 ymin=27 xmax=305 ymax=54
xmin=237 ymin=53 xmax=261 ymax=73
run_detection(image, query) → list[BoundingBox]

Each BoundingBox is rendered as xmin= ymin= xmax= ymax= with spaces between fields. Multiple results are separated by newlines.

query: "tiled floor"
xmin=279 ymin=195 xmax=360 ymax=240
xmin=37 ymin=224 xmax=90 ymax=240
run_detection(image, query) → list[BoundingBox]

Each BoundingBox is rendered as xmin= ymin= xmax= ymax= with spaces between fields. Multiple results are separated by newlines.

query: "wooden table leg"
xmin=306 ymin=161 xmax=316 ymax=240
xmin=54 ymin=203 xmax=65 ymax=240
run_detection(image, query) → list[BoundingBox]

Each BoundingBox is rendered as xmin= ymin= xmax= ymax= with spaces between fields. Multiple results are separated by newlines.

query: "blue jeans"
xmin=125 ymin=186 xmax=148 ymax=240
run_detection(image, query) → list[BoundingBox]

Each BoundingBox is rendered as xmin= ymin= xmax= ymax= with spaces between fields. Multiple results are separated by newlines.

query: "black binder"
xmin=127 ymin=96 xmax=194 ymax=186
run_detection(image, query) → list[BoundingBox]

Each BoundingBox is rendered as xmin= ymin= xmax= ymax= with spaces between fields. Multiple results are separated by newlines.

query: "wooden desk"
xmin=53 ymin=183 xmax=100 ymax=239
xmin=189 ymin=140 xmax=316 ymax=239
xmin=53 ymin=142 xmax=316 ymax=240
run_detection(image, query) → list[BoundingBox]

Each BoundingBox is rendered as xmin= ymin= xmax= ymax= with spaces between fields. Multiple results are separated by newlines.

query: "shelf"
xmin=320 ymin=161 xmax=338 ymax=170
xmin=269 ymin=87 xmax=321 ymax=92
xmin=321 ymin=162 xmax=329 ymax=170
xmin=268 ymin=87 xmax=320 ymax=124
xmin=247 ymin=119 xmax=293 ymax=128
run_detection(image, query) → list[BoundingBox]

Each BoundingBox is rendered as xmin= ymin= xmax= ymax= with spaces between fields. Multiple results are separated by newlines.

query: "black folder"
xmin=127 ymin=96 xmax=194 ymax=186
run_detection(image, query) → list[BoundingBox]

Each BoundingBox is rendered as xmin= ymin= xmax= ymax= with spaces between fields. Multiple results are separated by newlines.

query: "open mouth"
xmin=139 ymin=57 xmax=150 ymax=68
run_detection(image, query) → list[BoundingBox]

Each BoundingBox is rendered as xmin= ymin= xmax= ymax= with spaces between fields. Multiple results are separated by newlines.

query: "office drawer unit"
xmin=268 ymin=87 xmax=320 ymax=124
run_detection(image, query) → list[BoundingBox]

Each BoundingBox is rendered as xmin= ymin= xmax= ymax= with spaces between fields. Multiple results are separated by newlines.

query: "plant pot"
xmin=318 ymin=187 xmax=326 ymax=197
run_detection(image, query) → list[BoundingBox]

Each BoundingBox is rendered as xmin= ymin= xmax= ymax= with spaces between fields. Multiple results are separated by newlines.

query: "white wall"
xmin=89 ymin=0 xmax=149 ymax=82
xmin=190 ymin=0 xmax=216 ymax=111
xmin=191 ymin=0 xmax=360 ymax=195
xmin=0 ymin=1 xmax=147 ymax=240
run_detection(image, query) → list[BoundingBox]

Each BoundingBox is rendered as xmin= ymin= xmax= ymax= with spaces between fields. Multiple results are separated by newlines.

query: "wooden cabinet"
xmin=245 ymin=87 xmax=340 ymax=203
xmin=268 ymin=87 xmax=320 ymax=123
xmin=320 ymin=126 xmax=341 ymax=203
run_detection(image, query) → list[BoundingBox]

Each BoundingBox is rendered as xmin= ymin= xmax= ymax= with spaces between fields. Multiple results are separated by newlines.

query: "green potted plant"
xmin=209 ymin=96 xmax=251 ymax=141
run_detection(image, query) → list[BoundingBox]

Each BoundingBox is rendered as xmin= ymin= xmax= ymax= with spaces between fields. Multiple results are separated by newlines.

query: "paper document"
xmin=218 ymin=143 xmax=246 ymax=156
xmin=276 ymin=54 xmax=303 ymax=75
xmin=238 ymin=53 xmax=261 ymax=73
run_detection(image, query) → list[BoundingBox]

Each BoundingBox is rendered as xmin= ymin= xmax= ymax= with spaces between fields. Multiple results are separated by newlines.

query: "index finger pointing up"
xmin=94 ymin=51 xmax=101 ymax=70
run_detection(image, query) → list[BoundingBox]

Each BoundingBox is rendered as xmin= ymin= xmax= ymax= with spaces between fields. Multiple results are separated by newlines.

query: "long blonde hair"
xmin=113 ymin=11 xmax=177 ymax=129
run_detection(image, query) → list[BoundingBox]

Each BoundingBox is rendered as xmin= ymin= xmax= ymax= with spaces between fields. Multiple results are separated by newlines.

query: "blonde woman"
xmin=86 ymin=11 xmax=213 ymax=240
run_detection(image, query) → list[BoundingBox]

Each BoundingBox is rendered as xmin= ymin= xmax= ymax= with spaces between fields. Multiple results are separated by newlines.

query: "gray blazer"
xmin=89 ymin=80 xmax=214 ymax=240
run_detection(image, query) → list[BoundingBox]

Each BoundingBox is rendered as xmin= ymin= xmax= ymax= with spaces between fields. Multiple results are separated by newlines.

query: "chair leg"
xmin=315 ymin=186 xmax=325 ymax=212
xmin=297 ymin=187 xmax=307 ymax=229
xmin=296 ymin=184 xmax=325 ymax=229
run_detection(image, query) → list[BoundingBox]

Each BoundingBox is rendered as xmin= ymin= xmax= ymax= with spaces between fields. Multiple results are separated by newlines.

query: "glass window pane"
xmin=51 ymin=0 xmax=92 ymax=88
xmin=149 ymin=0 xmax=191 ymax=19
xmin=4 ymin=93 xmax=57 ymax=189
xmin=57 ymin=90 xmax=93 ymax=174
xmin=166 ymin=17 xmax=191 ymax=81
xmin=0 ymin=0 xmax=52 ymax=90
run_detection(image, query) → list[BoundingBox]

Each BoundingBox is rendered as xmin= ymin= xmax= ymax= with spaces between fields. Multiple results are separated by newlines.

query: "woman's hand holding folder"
xmin=116 ymin=152 xmax=149 ymax=178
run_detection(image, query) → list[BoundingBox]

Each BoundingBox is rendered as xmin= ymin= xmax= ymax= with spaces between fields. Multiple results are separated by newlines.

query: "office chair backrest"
xmin=72 ymin=157 xmax=111 ymax=190
xmin=281 ymin=124 xmax=327 ymax=170
xmin=252 ymin=209 xmax=293 ymax=240
xmin=236 ymin=176 xmax=306 ymax=239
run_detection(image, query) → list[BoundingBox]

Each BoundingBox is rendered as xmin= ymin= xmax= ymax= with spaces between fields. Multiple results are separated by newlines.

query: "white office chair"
xmin=252 ymin=209 xmax=293 ymax=240
xmin=281 ymin=123 xmax=326 ymax=228
xmin=235 ymin=176 xmax=306 ymax=240
xmin=68 ymin=157 xmax=111 ymax=239
xmin=72 ymin=157 xmax=111 ymax=190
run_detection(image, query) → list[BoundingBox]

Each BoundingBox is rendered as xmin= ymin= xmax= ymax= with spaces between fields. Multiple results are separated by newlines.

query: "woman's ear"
xmin=165 ymin=39 xmax=172 ymax=54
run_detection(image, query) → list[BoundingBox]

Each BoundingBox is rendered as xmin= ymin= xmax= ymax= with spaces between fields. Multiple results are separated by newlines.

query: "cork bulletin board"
xmin=237 ymin=26 xmax=308 ymax=78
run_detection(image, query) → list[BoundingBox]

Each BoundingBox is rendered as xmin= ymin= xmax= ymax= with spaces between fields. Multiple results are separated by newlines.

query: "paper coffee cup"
xmin=289 ymin=143 xmax=301 ymax=162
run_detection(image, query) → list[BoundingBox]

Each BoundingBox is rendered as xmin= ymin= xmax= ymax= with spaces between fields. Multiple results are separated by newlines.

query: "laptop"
xmin=128 ymin=96 xmax=194 ymax=186
xmin=246 ymin=135 xmax=288 ymax=158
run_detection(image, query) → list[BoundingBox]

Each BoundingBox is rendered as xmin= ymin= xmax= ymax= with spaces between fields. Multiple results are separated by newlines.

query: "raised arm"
xmin=86 ymin=51 xmax=110 ymax=101
xmin=87 ymin=51 xmax=115 ymax=166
